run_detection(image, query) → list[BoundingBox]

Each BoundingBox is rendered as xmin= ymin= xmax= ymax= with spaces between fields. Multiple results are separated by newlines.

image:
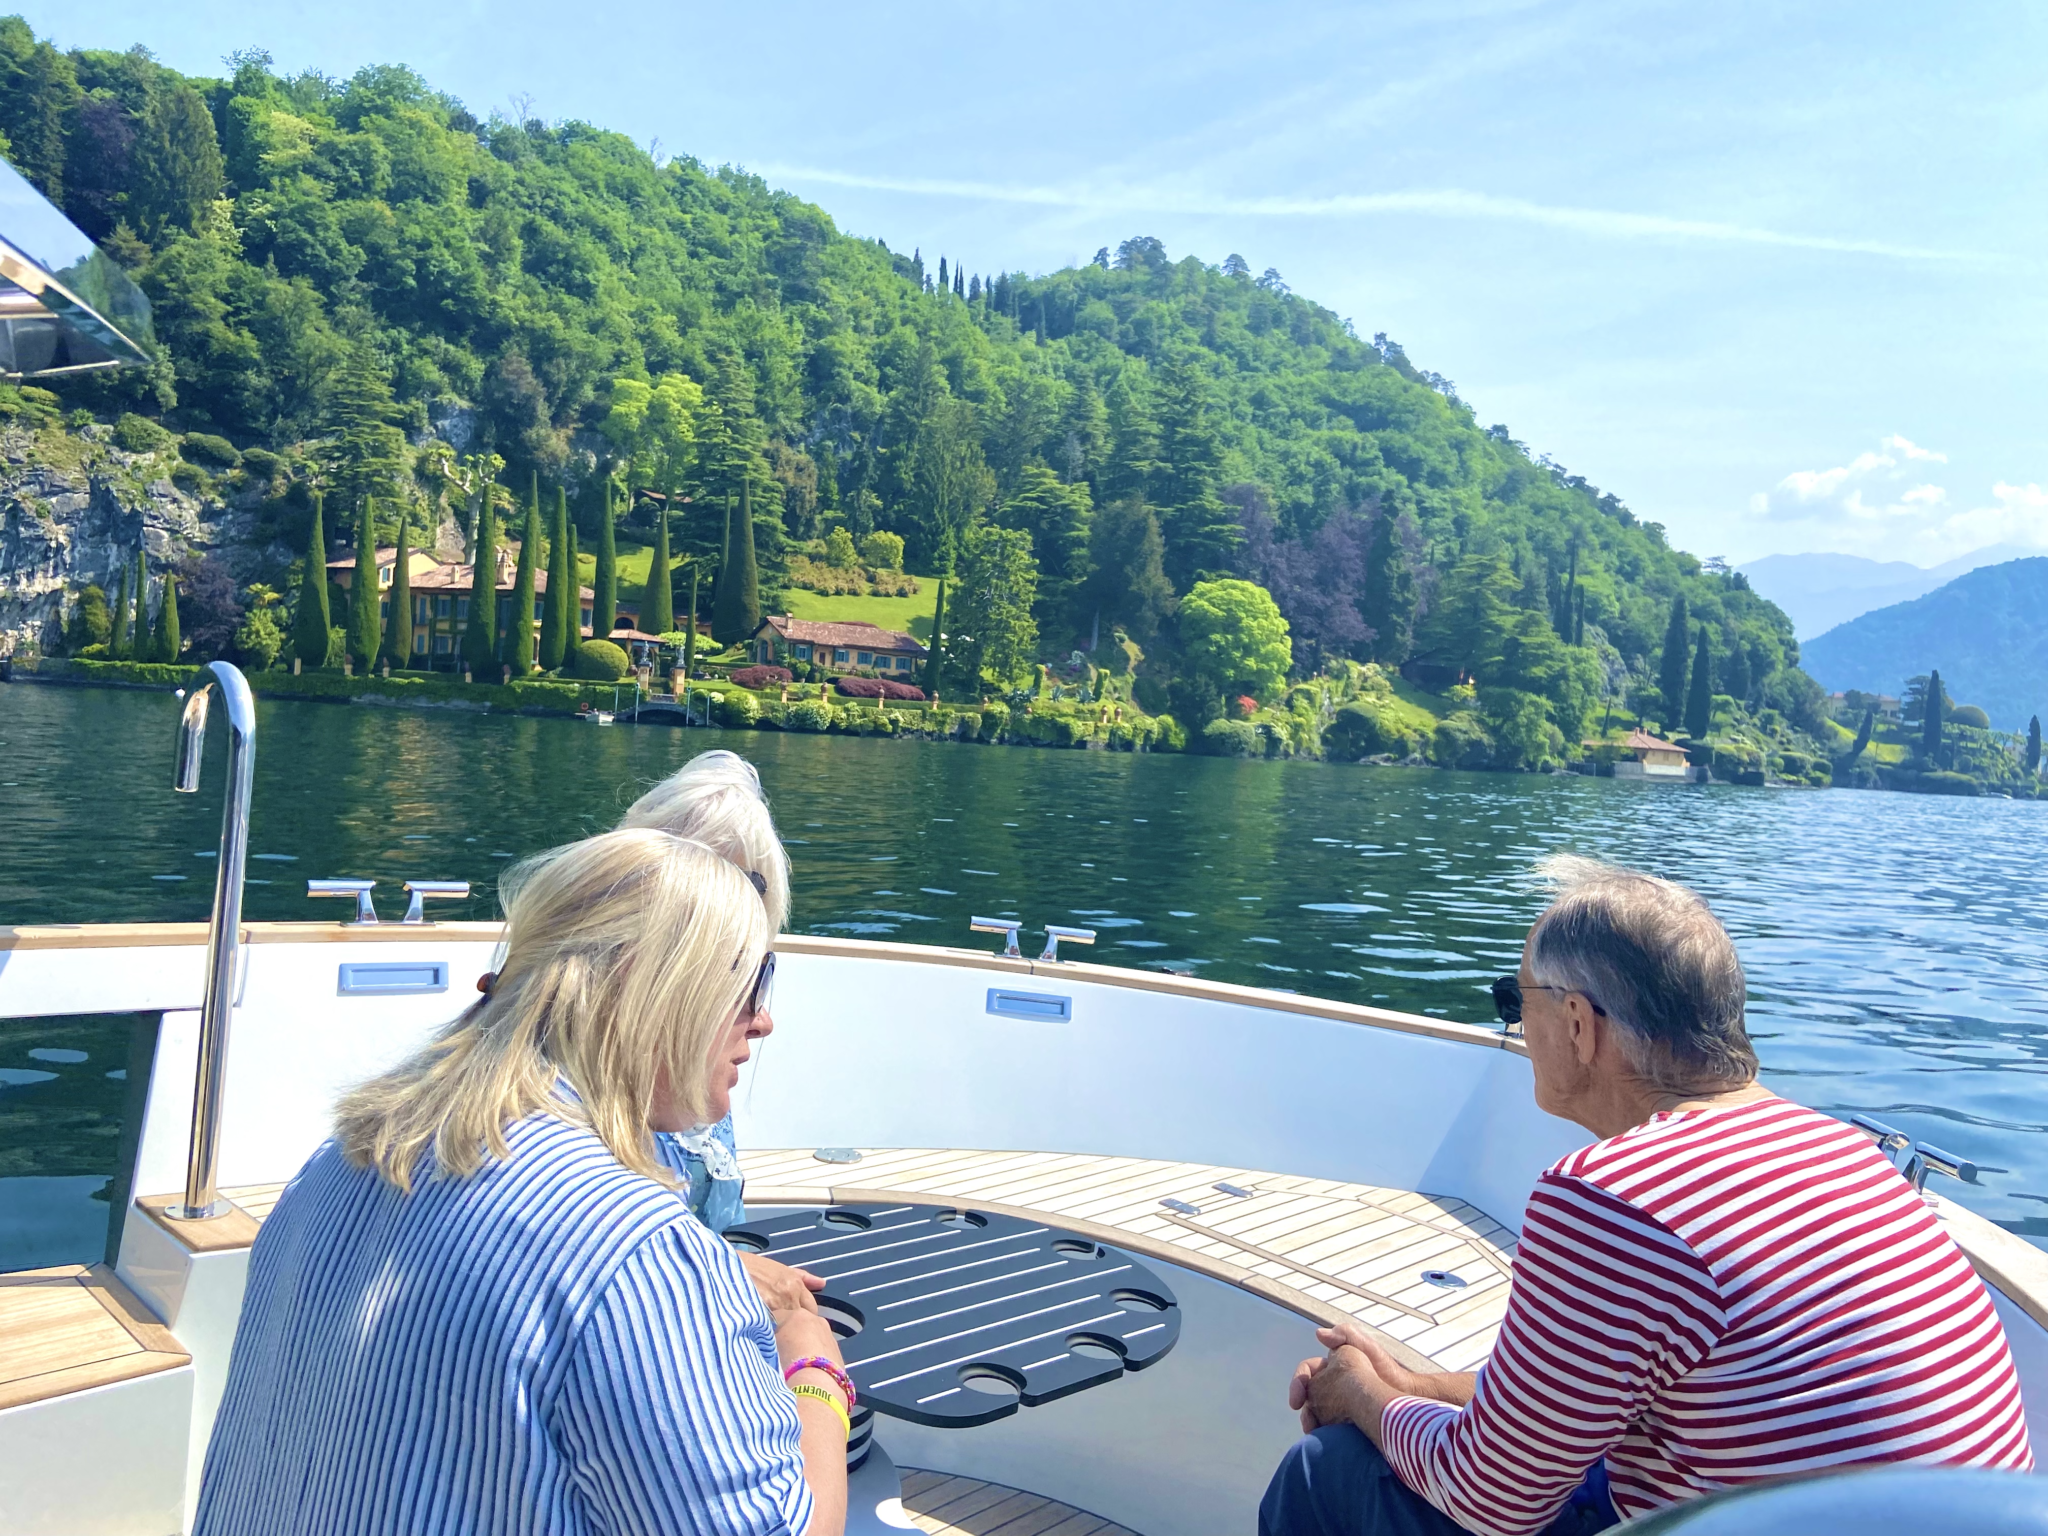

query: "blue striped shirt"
xmin=194 ymin=1109 xmax=813 ymax=1536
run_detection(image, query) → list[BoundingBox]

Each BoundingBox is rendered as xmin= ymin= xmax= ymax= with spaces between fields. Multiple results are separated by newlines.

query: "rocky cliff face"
xmin=0 ymin=425 xmax=276 ymax=652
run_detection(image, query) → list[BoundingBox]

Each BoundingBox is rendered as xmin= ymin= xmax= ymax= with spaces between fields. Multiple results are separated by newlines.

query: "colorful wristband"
xmin=783 ymin=1355 xmax=857 ymax=1410
xmin=791 ymin=1382 xmax=851 ymax=1438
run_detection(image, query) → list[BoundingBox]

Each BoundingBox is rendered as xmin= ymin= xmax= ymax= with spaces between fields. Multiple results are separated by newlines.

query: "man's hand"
xmin=1287 ymin=1322 xmax=1433 ymax=1440
xmin=741 ymin=1252 xmax=826 ymax=1328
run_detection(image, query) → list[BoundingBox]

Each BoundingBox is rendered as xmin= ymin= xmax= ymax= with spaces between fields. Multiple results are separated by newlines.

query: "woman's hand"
xmin=740 ymin=1252 xmax=826 ymax=1327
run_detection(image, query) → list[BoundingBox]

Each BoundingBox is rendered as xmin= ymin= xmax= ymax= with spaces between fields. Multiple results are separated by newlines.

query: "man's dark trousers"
xmin=1260 ymin=1425 xmax=1619 ymax=1536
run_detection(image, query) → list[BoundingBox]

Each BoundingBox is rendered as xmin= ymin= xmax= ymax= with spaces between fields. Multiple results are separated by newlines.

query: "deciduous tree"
xmin=950 ymin=526 xmax=1038 ymax=690
xmin=1179 ymin=579 xmax=1291 ymax=702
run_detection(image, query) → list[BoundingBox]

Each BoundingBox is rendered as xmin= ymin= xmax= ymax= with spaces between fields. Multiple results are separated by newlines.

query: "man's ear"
xmin=1570 ymin=996 xmax=1601 ymax=1066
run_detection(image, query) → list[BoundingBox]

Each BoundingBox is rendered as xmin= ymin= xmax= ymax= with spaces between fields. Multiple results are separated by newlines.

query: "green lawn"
xmin=1385 ymin=677 xmax=1455 ymax=732
xmin=586 ymin=545 xmax=934 ymax=639
xmin=782 ymin=586 xmax=938 ymax=641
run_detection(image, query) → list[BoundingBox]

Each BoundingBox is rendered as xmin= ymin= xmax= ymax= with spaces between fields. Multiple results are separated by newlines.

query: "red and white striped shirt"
xmin=1381 ymin=1096 xmax=2032 ymax=1536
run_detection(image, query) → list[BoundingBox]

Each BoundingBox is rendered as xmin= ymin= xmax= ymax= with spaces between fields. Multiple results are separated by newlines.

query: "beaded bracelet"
xmin=791 ymin=1383 xmax=850 ymax=1438
xmin=783 ymin=1355 xmax=858 ymax=1410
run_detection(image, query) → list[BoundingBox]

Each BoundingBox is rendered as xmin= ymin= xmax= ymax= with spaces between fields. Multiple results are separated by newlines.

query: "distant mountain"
xmin=1742 ymin=544 xmax=2038 ymax=639
xmin=1799 ymin=558 xmax=2048 ymax=731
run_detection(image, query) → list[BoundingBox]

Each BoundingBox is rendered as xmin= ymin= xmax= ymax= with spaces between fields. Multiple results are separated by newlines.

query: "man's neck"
xmin=1582 ymin=1080 xmax=1774 ymax=1140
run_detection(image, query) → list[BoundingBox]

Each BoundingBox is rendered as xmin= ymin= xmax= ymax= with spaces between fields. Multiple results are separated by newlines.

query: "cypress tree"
xmin=385 ymin=509 xmax=413 ymax=670
xmin=682 ymin=565 xmax=700 ymax=686
xmin=1657 ymin=595 xmax=1690 ymax=728
xmin=1684 ymin=624 xmax=1713 ymax=739
xmin=713 ymin=480 xmax=760 ymax=644
xmin=154 ymin=569 xmax=180 ymax=663
xmin=1361 ymin=511 xmax=1416 ymax=665
xmin=1848 ymin=708 xmax=1874 ymax=762
xmin=564 ymin=520 xmax=580 ymax=652
xmin=462 ymin=485 xmax=499 ymax=671
xmin=712 ymin=492 xmax=732 ymax=622
xmin=924 ymin=577 xmax=947 ymax=695
xmin=510 ymin=479 xmax=539 ymax=672
xmin=1571 ymin=586 xmax=1586 ymax=647
xmin=2028 ymin=715 xmax=2042 ymax=775
xmin=1922 ymin=669 xmax=1945 ymax=766
xmin=593 ymin=476 xmax=618 ymax=641
xmin=293 ymin=494 xmax=332 ymax=668
xmin=642 ymin=497 xmax=675 ymax=637
xmin=348 ymin=496 xmax=381 ymax=672
xmin=109 ymin=560 xmax=130 ymax=659
xmin=1723 ymin=634 xmax=1752 ymax=704
xmin=540 ymin=484 xmax=570 ymax=671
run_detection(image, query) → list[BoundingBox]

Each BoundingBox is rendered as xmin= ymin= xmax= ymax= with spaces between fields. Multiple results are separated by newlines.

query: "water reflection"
xmin=2 ymin=685 xmax=2046 ymax=1238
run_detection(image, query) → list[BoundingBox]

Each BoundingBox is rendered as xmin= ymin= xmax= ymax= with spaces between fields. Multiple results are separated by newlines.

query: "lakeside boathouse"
xmin=748 ymin=615 xmax=927 ymax=677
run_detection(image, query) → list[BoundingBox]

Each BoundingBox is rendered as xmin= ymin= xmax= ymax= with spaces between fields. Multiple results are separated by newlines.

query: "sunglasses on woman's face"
xmin=745 ymin=951 xmax=776 ymax=1020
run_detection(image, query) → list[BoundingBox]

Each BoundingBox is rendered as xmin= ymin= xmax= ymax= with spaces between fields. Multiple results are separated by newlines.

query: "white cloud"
xmin=1754 ymin=435 xmax=1946 ymax=517
xmin=759 ymin=165 xmax=1999 ymax=264
xmin=1743 ymin=437 xmax=2048 ymax=561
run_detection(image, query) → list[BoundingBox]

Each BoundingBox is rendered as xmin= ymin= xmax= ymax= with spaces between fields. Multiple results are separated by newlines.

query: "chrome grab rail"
xmin=970 ymin=916 xmax=1022 ymax=958
xmin=308 ymin=877 xmax=378 ymax=924
xmin=1852 ymin=1113 xmax=1978 ymax=1195
xmin=401 ymin=880 xmax=470 ymax=923
xmin=1039 ymin=925 xmax=1097 ymax=962
xmin=167 ymin=662 xmax=256 ymax=1222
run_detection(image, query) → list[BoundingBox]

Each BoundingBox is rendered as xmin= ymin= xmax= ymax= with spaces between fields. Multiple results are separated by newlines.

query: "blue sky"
xmin=24 ymin=0 xmax=2047 ymax=567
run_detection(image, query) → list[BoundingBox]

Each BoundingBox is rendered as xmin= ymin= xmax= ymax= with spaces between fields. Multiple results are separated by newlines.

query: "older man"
xmin=1262 ymin=855 xmax=2031 ymax=1536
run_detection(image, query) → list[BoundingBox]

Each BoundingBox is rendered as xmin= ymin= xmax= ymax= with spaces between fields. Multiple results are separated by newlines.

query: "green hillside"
xmin=0 ymin=16 xmax=1819 ymax=765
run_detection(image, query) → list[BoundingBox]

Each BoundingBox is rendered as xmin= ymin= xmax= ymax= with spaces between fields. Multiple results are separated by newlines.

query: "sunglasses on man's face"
xmin=1490 ymin=975 xmax=1605 ymax=1029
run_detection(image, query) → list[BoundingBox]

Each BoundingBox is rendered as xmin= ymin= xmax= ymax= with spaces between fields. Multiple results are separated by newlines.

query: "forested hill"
xmin=0 ymin=17 xmax=1812 ymax=746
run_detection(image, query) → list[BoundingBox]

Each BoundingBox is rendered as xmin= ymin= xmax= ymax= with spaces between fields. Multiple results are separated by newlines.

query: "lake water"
xmin=4 ymin=680 xmax=2047 ymax=1265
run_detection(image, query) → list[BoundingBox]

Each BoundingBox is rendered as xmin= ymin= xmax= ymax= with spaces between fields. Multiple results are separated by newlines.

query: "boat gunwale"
xmin=0 ymin=922 xmax=1520 ymax=1052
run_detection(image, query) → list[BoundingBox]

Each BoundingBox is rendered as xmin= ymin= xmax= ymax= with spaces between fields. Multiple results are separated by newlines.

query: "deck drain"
xmin=1420 ymin=1269 xmax=1468 ymax=1289
xmin=813 ymin=1147 xmax=863 ymax=1164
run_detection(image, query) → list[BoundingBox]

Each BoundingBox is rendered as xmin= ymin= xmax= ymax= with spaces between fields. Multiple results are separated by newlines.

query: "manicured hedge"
xmin=834 ymin=676 xmax=925 ymax=701
xmin=731 ymin=665 xmax=792 ymax=690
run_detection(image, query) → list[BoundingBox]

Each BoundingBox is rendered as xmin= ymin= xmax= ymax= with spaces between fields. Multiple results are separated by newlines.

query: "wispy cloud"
xmin=762 ymin=165 xmax=1998 ymax=264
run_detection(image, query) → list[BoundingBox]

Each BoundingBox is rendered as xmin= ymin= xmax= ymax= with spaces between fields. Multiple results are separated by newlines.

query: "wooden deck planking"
xmin=0 ymin=1264 xmax=191 ymax=1412
xmin=745 ymin=1148 xmax=1520 ymax=1373
xmin=898 ymin=1469 xmax=1137 ymax=1536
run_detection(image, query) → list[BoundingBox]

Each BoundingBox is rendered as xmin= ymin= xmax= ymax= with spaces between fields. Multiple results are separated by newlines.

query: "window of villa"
xmin=437 ymin=596 xmax=452 ymax=618
xmin=379 ymin=565 xmax=392 ymax=588
xmin=414 ymin=596 xmax=430 ymax=624
xmin=794 ymin=643 xmax=811 ymax=659
xmin=456 ymin=598 xmax=469 ymax=620
xmin=580 ymin=607 xmax=592 ymax=628
xmin=412 ymin=633 xmax=428 ymax=655
xmin=857 ymin=651 xmax=872 ymax=665
xmin=435 ymin=635 xmax=452 ymax=654
xmin=834 ymin=648 xmax=849 ymax=663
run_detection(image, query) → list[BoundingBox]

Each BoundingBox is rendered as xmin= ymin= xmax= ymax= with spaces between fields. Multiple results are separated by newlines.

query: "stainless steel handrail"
xmin=167 ymin=661 xmax=256 ymax=1221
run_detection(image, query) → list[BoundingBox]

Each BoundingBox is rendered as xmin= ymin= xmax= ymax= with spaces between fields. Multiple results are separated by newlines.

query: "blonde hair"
xmin=618 ymin=749 xmax=790 ymax=931
xmin=334 ymin=829 xmax=768 ymax=1192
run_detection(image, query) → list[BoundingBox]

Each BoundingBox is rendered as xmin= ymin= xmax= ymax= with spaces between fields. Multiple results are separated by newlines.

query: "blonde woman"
xmin=618 ymin=749 xmax=790 ymax=1234
xmin=195 ymin=830 xmax=849 ymax=1536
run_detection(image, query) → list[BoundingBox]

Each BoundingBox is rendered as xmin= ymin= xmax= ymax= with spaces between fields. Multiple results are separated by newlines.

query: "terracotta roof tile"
xmin=755 ymin=615 xmax=926 ymax=655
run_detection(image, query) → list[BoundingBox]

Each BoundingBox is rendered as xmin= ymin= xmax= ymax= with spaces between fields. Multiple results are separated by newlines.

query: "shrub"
xmin=835 ymin=675 xmax=925 ymax=701
xmin=1914 ymin=770 xmax=1980 ymax=797
xmin=170 ymin=460 xmax=208 ymax=493
xmin=859 ymin=530 xmax=905 ymax=570
xmin=1430 ymin=711 xmax=1496 ymax=770
xmin=717 ymin=691 xmax=760 ymax=728
xmin=1202 ymin=718 xmax=1260 ymax=756
xmin=1950 ymin=704 xmax=1991 ymax=729
xmin=785 ymin=697 xmax=836 ymax=732
xmin=1152 ymin=714 xmax=1187 ymax=752
xmin=1325 ymin=700 xmax=1417 ymax=761
xmin=573 ymin=639 xmax=630 ymax=681
xmin=180 ymin=432 xmax=240 ymax=467
xmin=112 ymin=413 xmax=174 ymax=454
xmin=240 ymin=447 xmax=283 ymax=481
xmin=977 ymin=700 xmax=1009 ymax=741
xmin=731 ymin=664 xmax=793 ymax=690
xmin=326 ymin=625 xmax=347 ymax=669
xmin=1479 ymin=686 xmax=1560 ymax=771
xmin=867 ymin=569 xmax=919 ymax=597
xmin=823 ymin=527 xmax=859 ymax=567
xmin=787 ymin=555 xmax=866 ymax=595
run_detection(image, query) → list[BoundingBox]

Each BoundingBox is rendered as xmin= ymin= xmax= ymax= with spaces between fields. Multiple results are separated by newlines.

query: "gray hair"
xmin=1526 ymin=854 xmax=1756 ymax=1095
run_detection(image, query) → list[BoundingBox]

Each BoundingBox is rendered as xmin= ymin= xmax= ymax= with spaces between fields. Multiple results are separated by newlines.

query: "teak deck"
xmin=900 ymin=1468 xmax=1139 ymax=1536
xmin=0 ymin=1264 xmax=190 ymax=1412
xmin=735 ymin=1147 xmax=1519 ymax=1374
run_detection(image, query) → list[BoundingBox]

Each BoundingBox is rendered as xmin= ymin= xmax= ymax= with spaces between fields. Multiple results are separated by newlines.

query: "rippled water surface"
xmin=4 ymin=681 xmax=2047 ymax=1249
